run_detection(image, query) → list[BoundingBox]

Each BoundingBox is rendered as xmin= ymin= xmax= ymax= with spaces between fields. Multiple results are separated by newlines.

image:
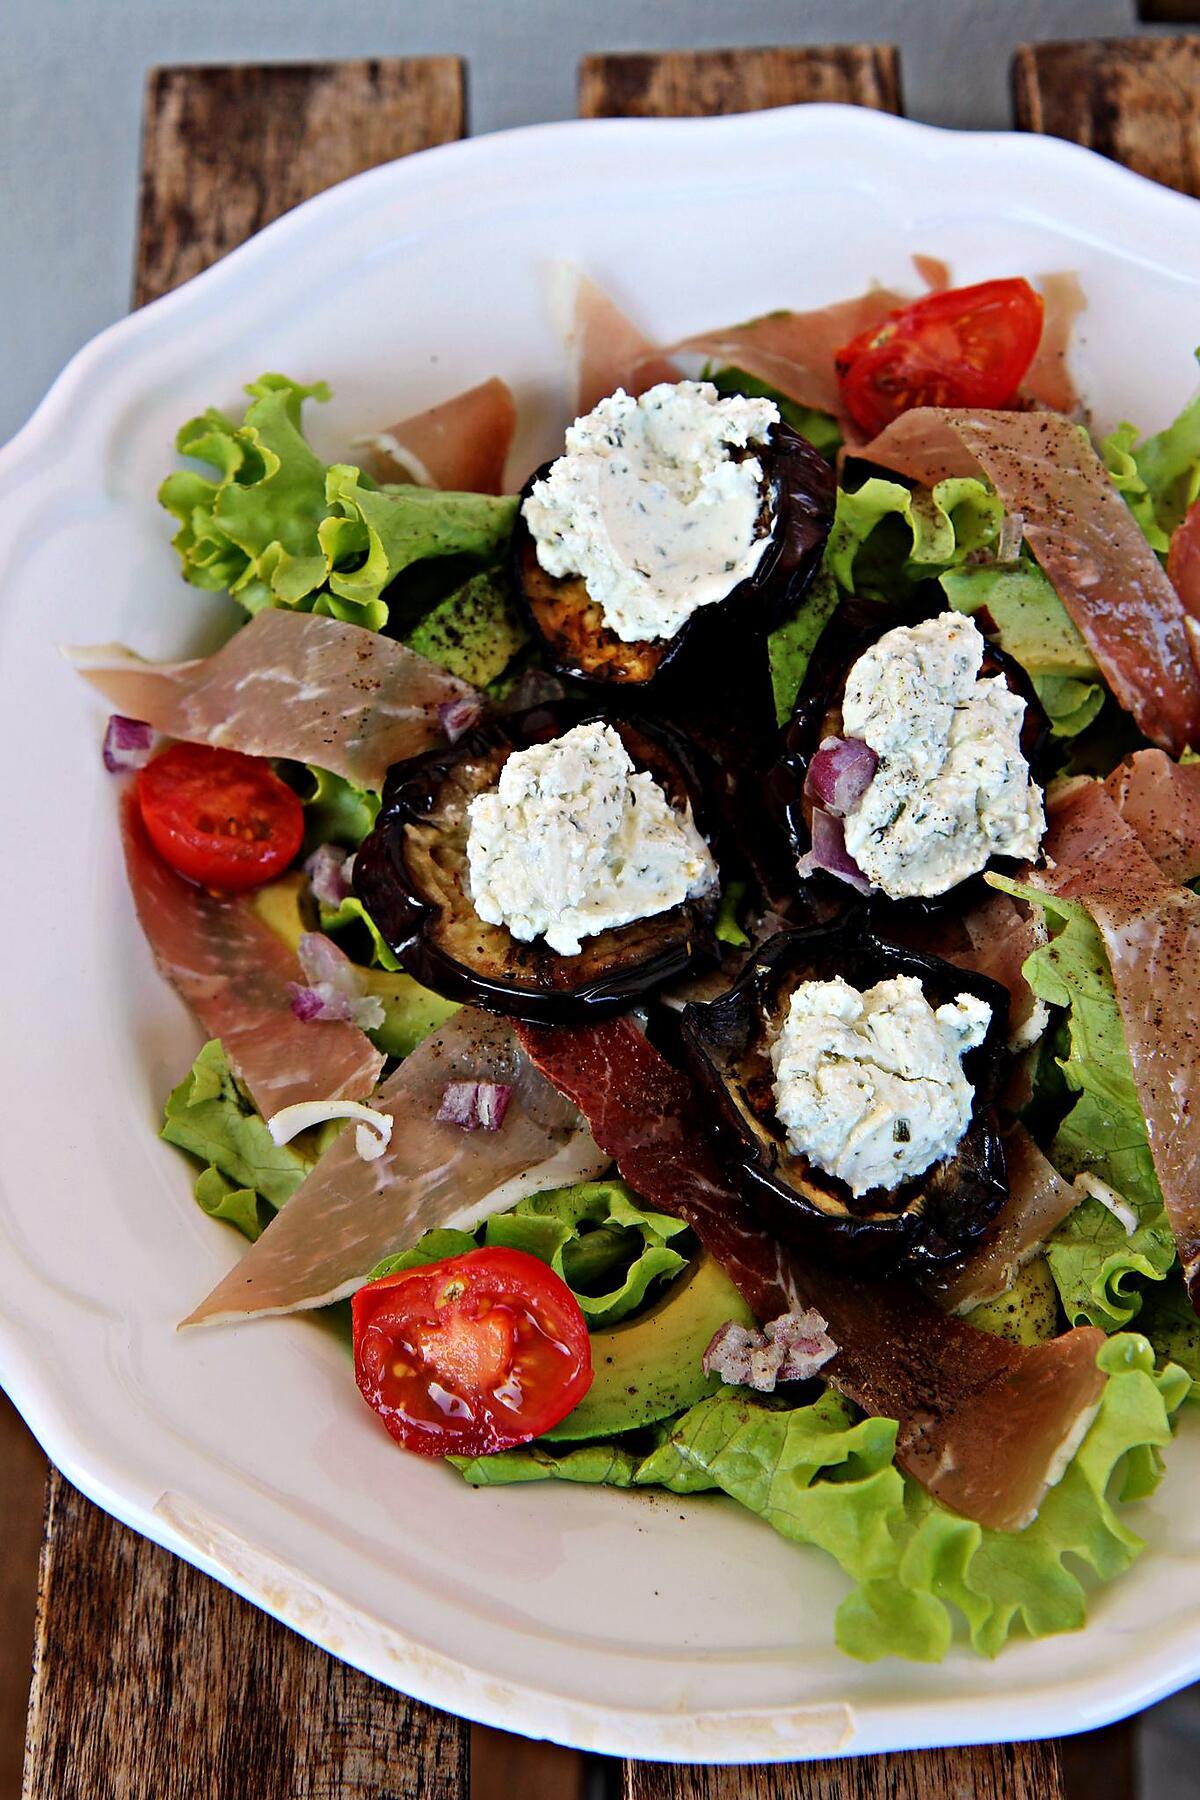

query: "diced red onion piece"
xmin=436 ymin=1079 xmax=513 ymax=1131
xmin=289 ymin=933 xmax=385 ymax=1030
xmin=804 ymin=735 xmax=878 ymax=817
xmin=304 ymin=843 xmax=354 ymax=909
xmin=288 ymin=982 xmax=339 ymax=1023
xmin=797 ymin=807 xmax=872 ymax=893
xmin=102 ymin=714 xmax=154 ymax=773
xmin=438 ymin=696 xmax=483 ymax=744
xmin=703 ymin=1310 xmax=836 ymax=1393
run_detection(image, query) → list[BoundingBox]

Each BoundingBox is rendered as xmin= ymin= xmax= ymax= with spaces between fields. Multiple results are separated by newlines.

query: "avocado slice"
xmin=963 ymin=1254 xmax=1060 ymax=1346
xmin=941 ymin=560 xmax=1104 ymax=737
xmin=542 ymin=1252 xmax=755 ymax=1442
xmin=251 ymin=874 xmax=459 ymax=1058
xmin=405 ymin=567 xmax=527 ymax=688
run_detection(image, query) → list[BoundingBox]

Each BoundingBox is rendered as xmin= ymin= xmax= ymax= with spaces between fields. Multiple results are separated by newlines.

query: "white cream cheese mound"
xmin=522 ymin=380 xmax=778 ymax=644
xmin=770 ymin=974 xmax=992 ymax=1197
xmin=839 ymin=612 xmax=1045 ymax=899
xmin=465 ymin=721 xmax=718 ymax=956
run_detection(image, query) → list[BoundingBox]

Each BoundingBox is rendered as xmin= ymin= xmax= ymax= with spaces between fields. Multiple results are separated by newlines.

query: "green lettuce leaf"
xmin=767 ymin=566 xmax=840 ymax=725
xmin=159 ymin=375 xmax=517 ymax=631
xmin=940 ymin=558 xmax=1105 ymax=738
xmin=1140 ymin=1275 xmax=1200 ymax=1390
xmin=991 ymin=878 xmax=1176 ymax=1328
xmin=714 ymin=880 xmax=751 ymax=948
xmin=455 ymin=1337 xmax=1188 ymax=1663
xmin=160 ymin=1039 xmax=309 ymax=1240
xmin=708 ymin=366 xmax=842 ymax=459
xmin=1102 ymin=356 xmax=1200 ymax=553
xmin=300 ymin=766 xmax=380 ymax=850
xmin=824 ymin=474 xmax=1005 ymax=598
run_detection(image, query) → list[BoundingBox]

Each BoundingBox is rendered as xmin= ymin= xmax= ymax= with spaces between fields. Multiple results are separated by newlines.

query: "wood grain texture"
xmin=135 ymin=57 xmax=464 ymax=306
xmin=579 ymin=45 xmax=902 ymax=119
xmin=623 ymin=1740 xmax=1065 ymax=1800
xmin=0 ymin=1396 xmax=45 ymax=1800
xmin=21 ymin=1474 xmax=468 ymax=1800
xmin=1012 ymin=36 xmax=1200 ymax=196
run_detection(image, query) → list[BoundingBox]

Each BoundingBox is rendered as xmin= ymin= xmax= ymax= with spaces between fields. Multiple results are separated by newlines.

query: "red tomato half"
xmin=136 ymin=742 xmax=304 ymax=892
xmin=834 ymin=278 xmax=1045 ymax=437
xmin=353 ymin=1248 xmax=593 ymax=1457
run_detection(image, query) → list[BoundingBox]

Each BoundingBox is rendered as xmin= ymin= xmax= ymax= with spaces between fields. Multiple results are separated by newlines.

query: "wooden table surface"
xmin=18 ymin=33 xmax=1200 ymax=1800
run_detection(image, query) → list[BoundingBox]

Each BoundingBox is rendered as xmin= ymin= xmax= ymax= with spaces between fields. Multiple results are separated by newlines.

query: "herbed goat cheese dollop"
xmin=770 ymin=974 xmax=992 ymax=1197
xmin=464 ymin=721 xmax=718 ymax=956
xmin=522 ymin=380 xmax=778 ymax=645
xmin=838 ymin=612 xmax=1045 ymax=899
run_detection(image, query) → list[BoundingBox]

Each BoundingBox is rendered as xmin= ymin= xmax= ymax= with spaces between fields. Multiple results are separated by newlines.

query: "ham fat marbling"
xmin=75 ymin=609 xmax=474 ymax=790
xmin=362 ymin=377 xmax=517 ymax=494
xmin=517 ymin=1016 xmax=1107 ymax=1532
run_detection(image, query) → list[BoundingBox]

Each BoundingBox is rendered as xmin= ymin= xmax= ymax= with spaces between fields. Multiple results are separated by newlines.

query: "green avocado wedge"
xmin=542 ymin=1252 xmax=755 ymax=1442
xmin=962 ymin=1255 xmax=1060 ymax=1346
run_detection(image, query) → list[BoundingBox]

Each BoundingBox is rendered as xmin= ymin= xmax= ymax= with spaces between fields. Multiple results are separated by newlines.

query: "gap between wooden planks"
xmin=29 ymin=29 xmax=1199 ymax=1798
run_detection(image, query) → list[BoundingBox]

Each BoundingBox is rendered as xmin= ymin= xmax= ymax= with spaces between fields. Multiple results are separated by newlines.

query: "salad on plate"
xmin=75 ymin=261 xmax=1200 ymax=1665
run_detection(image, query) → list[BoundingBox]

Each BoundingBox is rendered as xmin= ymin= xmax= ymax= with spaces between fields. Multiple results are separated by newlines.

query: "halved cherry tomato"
xmin=136 ymin=742 xmax=304 ymax=892
xmin=834 ymin=278 xmax=1045 ymax=437
xmin=352 ymin=1248 xmax=593 ymax=1457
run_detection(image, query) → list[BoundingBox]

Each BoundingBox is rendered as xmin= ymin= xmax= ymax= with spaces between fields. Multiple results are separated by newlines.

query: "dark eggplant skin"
xmin=512 ymin=420 xmax=836 ymax=690
xmin=353 ymin=701 xmax=722 ymax=1025
xmin=679 ymin=916 xmax=1011 ymax=1275
xmin=767 ymin=590 xmax=1053 ymax=920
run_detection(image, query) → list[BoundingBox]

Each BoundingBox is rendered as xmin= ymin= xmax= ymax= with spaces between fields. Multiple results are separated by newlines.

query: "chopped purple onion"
xmin=797 ymin=807 xmax=872 ymax=893
xmin=437 ymin=696 xmax=483 ymax=744
xmin=102 ymin=715 xmax=154 ymax=773
xmin=436 ymin=1079 xmax=512 ymax=1132
xmin=288 ymin=983 xmax=331 ymax=1022
xmin=499 ymin=668 xmax=567 ymax=713
xmin=804 ymin=735 xmax=877 ymax=817
xmin=703 ymin=1310 xmax=836 ymax=1393
xmin=288 ymin=932 xmax=385 ymax=1031
xmin=304 ymin=843 xmax=354 ymax=910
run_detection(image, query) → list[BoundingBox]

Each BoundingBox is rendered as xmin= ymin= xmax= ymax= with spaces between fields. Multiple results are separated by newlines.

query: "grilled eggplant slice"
xmin=513 ymin=421 xmax=836 ymax=689
xmin=680 ymin=917 xmax=1010 ymax=1274
xmin=353 ymin=702 xmax=720 ymax=1023
xmin=768 ymin=592 xmax=1051 ymax=914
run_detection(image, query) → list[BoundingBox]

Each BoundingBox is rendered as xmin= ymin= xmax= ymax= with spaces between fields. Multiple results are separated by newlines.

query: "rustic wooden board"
xmin=22 ymin=1476 xmax=469 ymax=1800
xmin=1012 ymin=35 xmax=1200 ymax=197
xmin=0 ymin=1396 xmax=45 ymax=1800
xmin=624 ymin=1740 xmax=1066 ymax=1800
xmin=135 ymin=57 xmax=464 ymax=306
xmin=1138 ymin=1 xmax=1200 ymax=22
xmin=580 ymin=45 xmax=902 ymax=119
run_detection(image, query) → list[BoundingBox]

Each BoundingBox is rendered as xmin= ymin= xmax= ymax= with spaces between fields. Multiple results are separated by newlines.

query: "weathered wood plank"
xmin=1012 ymin=36 xmax=1200 ymax=196
xmin=623 ymin=1741 xmax=1065 ymax=1800
xmin=1137 ymin=1 xmax=1200 ymax=23
xmin=579 ymin=45 xmax=902 ymax=119
xmin=135 ymin=57 xmax=464 ymax=307
xmin=22 ymin=1474 xmax=468 ymax=1800
xmin=0 ymin=1396 xmax=45 ymax=1800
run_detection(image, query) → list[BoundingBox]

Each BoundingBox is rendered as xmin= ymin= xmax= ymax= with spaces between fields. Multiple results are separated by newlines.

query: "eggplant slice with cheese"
xmin=353 ymin=702 xmax=721 ymax=1023
xmin=513 ymin=421 xmax=836 ymax=689
xmin=768 ymin=594 xmax=1051 ymax=914
xmin=680 ymin=917 xmax=1010 ymax=1274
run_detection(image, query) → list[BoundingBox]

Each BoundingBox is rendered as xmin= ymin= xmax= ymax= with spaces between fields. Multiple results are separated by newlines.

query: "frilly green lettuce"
xmin=160 ymin=1039 xmax=309 ymax=1241
xmin=159 ymin=375 xmax=517 ymax=632
xmin=455 ymin=1337 xmax=1188 ymax=1663
xmin=991 ymin=878 xmax=1177 ymax=1329
xmin=1102 ymin=354 xmax=1200 ymax=554
xmin=824 ymin=474 xmax=1005 ymax=596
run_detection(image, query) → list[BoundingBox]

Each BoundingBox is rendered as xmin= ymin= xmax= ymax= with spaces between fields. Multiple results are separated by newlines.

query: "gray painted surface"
xmin=0 ymin=0 xmax=1166 ymax=444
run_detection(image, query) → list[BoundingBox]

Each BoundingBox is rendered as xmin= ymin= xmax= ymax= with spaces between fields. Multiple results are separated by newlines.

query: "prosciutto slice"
xmin=890 ymin=891 xmax=1048 ymax=1049
xmin=1023 ymin=272 xmax=1085 ymax=416
xmin=1104 ymin=749 xmax=1200 ymax=884
xmin=73 ymin=609 xmax=473 ymax=790
xmin=184 ymin=1009 xmax=606 ymax=1324
xmin=122 ymin=793 xmax=382 ymax=1117
xmin=861 ymin=408 xmax=1200 ymax=755
xmin=361 ymin=377 xmax=517 ymax=494
xmin=1169 ymin=499 xmax=1200 ymax=618
xmin=665 ymin=288 xmax=905 ymax=422
xmin=517 ymin=1018 xmax=1107 ymax=1532
xmin=1038 ymin=779 xmax=1164 ymax=899
xmin=926 ymin=1126 xmax=1084 ymax=1313
xmin=556 ymin=267 xmax=681 ymax=414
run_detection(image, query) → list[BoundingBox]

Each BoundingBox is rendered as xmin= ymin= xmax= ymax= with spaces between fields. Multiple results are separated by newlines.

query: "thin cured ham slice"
xmin=861 ymin=408 xmax=1200 ymax=755
xmin=1168 ymin=499 xmax=1200 ymax=619
xmin=925 ymin=1126 xmax=1084 ymax=1313
xmin=890 ymin=891 xmax=1048 ymax=1049
xmin=73 ymin=609 xmax=474 ymax=790
xmin=1038 ymin=779 xmax=1164 ymax=899
xmin=1104 ymin=749 xmax=1200 ymax=884
xmin=361 ymin=377 xmax=517 ymax=494
xmin=517 ymin=1017 xmax=1107 ymax=1532
xmin=1023 ymin=272 xmax=1085 ymax=416
xmin=555 ymin=267 xmax=681 ymax=414
xmin=665 ymin=288 xmax=905 ymax=422
xmin=184 ymin=1009 xmax=604 ymax=1324
xmin=122 ymin=793 xmax=382 ymax=1117
xmin=1085 ymin=883 xmax=1200 ymax=1307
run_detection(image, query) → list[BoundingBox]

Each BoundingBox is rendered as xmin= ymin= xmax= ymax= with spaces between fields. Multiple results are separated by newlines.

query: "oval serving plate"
xmin=1 ymin=105 xmax=1199 ymax=1763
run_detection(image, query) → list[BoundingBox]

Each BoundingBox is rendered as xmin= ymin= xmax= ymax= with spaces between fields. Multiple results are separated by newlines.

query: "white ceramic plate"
xmin=2 ymin=105 xmax=1199 ymax=1765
